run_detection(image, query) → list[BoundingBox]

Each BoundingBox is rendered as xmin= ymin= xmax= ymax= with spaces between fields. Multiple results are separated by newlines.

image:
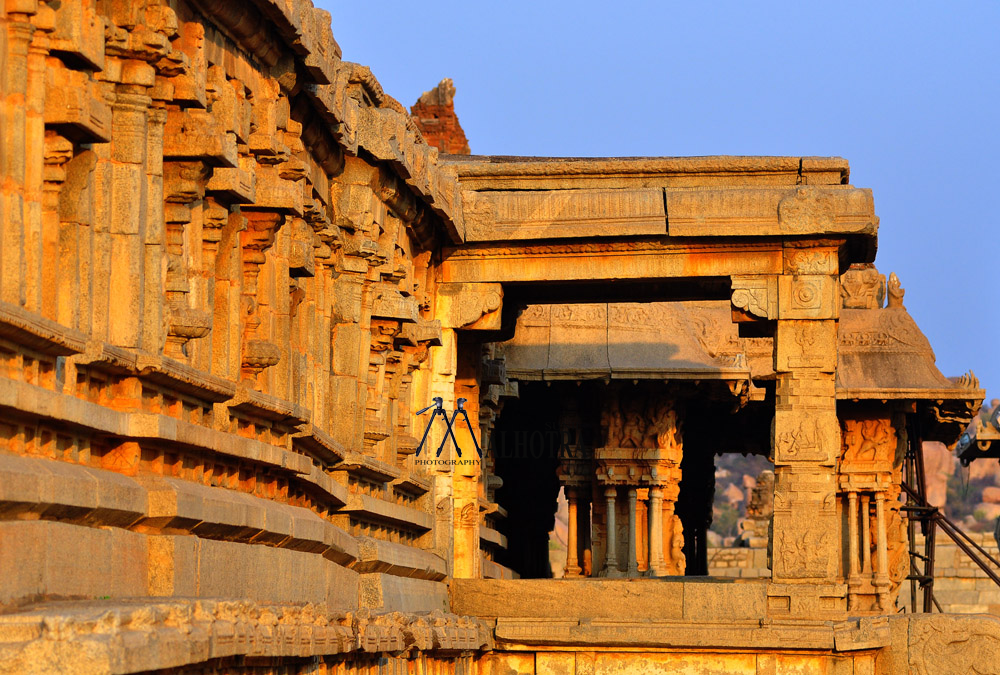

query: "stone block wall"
xmin=0 ymin=0 xmax=501 ymax=671
xmin=707 ymin=546 xmax=770 ymax=579
xmin=711 ymin=536 xmax=1000 ymax=615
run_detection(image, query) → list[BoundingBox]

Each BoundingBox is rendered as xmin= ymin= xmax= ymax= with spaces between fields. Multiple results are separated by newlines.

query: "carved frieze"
xmin=841 ymin=417 xmax=897 ymax=469
xmin=777 ymin=187 xmax=837 ymax=232
xmin=464 ymin=188 xmax=666 ymax=241
xmin=665 ymin=186 xmax=876 ymax=237
xmin=783 ymin=249 xmax=838 ymax=276
xmin=597 ymin=391 xmax=683 ymax=488
xmin=909 ymin=615 xmax=1000 ymax=675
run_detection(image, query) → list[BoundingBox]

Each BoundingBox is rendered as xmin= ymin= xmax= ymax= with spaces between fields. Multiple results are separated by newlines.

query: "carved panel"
xmin=777 ymin=274 xmax=838 ymax=320
xmin=909 ymin=615 xmax=1000 ymax=675
xmin=775 ymin=320 xmax=837 ymax=372
xmin=773 ymin=411 xmax=839 ymax=466
xmin=666 ymin=186 xmax=875 ymax=236
xmin=464 ymin=188 xmax=666 ymax=241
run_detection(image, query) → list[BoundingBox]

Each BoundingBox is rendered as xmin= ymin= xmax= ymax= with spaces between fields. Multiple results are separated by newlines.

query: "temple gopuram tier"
xmin=0 ymin=1 xmax=996 ymax=673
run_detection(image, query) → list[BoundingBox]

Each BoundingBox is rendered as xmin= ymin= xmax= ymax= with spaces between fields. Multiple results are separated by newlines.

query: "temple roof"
xmin=500 ymin=302 xmax=749 ymax=382
xmin=500 ymin=300 xmax=981 ymax=405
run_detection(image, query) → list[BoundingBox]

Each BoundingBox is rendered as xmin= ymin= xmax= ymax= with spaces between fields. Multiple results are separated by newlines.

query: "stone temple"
xmin=0 ymin=1 xmax=997 ymax=673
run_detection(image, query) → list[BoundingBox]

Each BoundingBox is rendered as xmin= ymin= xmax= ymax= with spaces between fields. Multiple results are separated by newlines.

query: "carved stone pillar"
xmin=451 ymin=333 xmax=483 ymax=579
xmin=239 ymin=211 xmax=284 ymax=385
xmin=5 ymin=10 xmax=51 ymax=314
xmin=41 ymin=133 xmax=72 ymax=322
xmin=848 ymin=491 xmax=860 ymax=581
xmin=106 ymin=88 xmax=153 ymax=349
xmin=875 ymin=492 xmax=890 ymax=610
xmin=648 ymin=486 xmax=666 ymax=577
xmin=565 ymin=488 xmax=581 ymax=578
xmin=861 ymin=494 xmax=872 ymax=575
xmin=0 ymin=13 xmax=42 ymax=307
xmin=760 ymin=254 xmax=845 ymax=619
xmin=577 ymin=491 xmax=592 ymax=576
xmin=839 ymin=413 xmax=904 ymax=614
xmin=627 ymin=488 xmax=639 ymax=577
xmin=595 ymin=386 xmax=685 ymax=576
xmin=163 ymin=160 xmax=212 ymax=360
xmin=602 ymin=487 xmax=621 ymax=577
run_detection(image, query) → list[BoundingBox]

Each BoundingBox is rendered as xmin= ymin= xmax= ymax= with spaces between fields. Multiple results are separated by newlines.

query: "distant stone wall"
xmin=707 ymin=546 xmax=770 ymax=579
xmin=711 ymin=536 xmax=1000 ymax=615
xmin=899 ymin=533 xmax=1000 ymax=614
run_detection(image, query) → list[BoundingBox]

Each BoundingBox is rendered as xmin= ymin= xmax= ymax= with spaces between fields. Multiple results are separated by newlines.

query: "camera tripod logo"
xmin=415 ymin=397 xmax=482 ymax=458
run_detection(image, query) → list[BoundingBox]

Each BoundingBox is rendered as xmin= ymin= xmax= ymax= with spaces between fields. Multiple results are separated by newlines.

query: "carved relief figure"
xmin=601 ymin=393 xmax=623 ymax=447
xmin=777 ymin=528 xmax=830 ymax=577
xmin=776 ymin=418 xmax=822 ymax=461
xmin=841 ymin=417 xmax=895 ymax=465
xmin=620 ymin=398 xmax=645 ymax=449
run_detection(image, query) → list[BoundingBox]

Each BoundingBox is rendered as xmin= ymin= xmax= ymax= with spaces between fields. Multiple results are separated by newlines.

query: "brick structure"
xmin=410 ymin=78 xmax=471 ymax=154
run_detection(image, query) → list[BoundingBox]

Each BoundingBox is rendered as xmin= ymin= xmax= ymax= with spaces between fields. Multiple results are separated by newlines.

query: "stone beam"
xmin=459 ymin=185 xmax=875 ymax=244
xmin=441 ymin=241 xmax=784 ymax=284
xmin=463 ymin=188 xmax=666 ymax=241
xmin=442 ymin=155 xmax=850 ymax=191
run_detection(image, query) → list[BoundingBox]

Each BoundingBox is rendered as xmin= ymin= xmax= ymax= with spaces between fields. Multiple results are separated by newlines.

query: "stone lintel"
xmin=463 ymin=188 xmax=666 ymax=241
xmin=488 ymin=615 xmax=889 ymax=652
xmin=668 ymin=186 xmax=875 ymax=238
xmin=492 ymin=617 xmax=837 ymax=651
xmin=451 ymin=578 xmax=777 ymax=625
xmin=0 ymin=300 xmax=89 ymax=356
xmin=441 ymin=242 xmax=783 ymax=284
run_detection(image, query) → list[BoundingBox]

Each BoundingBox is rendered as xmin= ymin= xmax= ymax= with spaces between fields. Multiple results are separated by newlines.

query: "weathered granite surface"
xmin=0 ymin=0 xmax=992 ymax=673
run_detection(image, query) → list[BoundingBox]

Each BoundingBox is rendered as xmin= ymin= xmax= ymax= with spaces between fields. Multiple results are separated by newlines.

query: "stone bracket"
xmin=731 ymin=275 xmax=777 ymax=319
xmin=435 ymin=282 xmax=503 ymax=330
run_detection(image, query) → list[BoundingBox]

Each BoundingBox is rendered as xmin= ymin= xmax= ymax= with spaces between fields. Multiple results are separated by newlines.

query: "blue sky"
xmin=320 ymin=0 xmax=999 ymax=403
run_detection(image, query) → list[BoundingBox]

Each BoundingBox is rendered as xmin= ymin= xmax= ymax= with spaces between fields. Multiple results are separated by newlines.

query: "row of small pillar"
xmin=846 ymin=489 xmax=891 ymax=609
xmin=565 ymin=485 xmax=667 ymax=578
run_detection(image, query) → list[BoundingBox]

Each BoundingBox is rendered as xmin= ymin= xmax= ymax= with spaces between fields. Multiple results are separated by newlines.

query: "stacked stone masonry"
xmin=0 ymin=0 xmax=493 ymax=670
xmin=1 ymin=0 xmax=997 ymax=673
